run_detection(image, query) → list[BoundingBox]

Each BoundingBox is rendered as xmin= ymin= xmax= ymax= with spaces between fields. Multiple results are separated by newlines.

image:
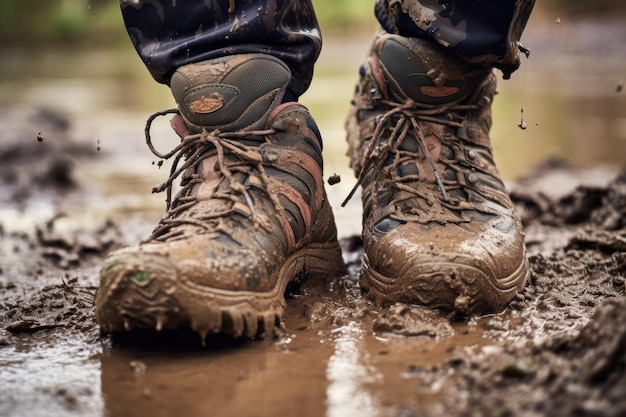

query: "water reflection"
xmin=99 ymin=329 xmax=335 ymax=417
xmin=326 ymin=321 xmax=379 ymax=417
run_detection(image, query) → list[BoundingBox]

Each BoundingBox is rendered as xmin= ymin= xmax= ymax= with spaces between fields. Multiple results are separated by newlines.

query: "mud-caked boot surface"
xmin=345 ymin=33 xmax=529 ymax=315
xmin=96 ymin=54 xmax=345 ymax=340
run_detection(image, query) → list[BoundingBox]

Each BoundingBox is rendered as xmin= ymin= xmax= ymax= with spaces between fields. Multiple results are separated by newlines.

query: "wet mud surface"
xmin=1 ymin=109 xmax=626 ymax=417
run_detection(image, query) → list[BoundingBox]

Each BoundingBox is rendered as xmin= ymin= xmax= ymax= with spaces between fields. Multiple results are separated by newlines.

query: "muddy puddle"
xmin=2 ymin=14 xmax=626 ymax=417
xmin=1 ymin=115 xmax=626 ymax=417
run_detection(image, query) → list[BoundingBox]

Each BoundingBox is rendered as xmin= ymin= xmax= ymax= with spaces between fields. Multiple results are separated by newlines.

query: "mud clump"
xmin=372 ymin=303 xmax=454 ymax=338
xmin=36 ymin=216 xmax=121 ymax=268
xmin=451 ymin=298 xmax=626 ymax=417
xmin=511 ymin=161 xmax=626 ymax=231
xmin=2 ymin=277 xmax=98 ymax=337
xmin=548 ymin=298 xmax=626 ymax=415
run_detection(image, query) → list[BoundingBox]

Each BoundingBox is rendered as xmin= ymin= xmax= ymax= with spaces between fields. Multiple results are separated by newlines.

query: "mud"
xmin=1 ymin=107 xmax=626 ymax=417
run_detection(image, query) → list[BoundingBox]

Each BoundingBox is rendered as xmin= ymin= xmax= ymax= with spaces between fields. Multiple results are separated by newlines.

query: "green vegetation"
xmin=314 ymin=0 xmax=377 ymax=35
xmin=0 ymin=0 xmax=125 ymax=47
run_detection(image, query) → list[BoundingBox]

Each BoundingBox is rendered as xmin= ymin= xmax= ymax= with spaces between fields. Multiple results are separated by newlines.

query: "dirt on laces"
xmin=0 ymin=108 xmax=625 ymax=417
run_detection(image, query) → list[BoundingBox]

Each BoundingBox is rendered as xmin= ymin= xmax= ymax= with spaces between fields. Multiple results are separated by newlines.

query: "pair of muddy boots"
xmin=95 ymin=33 xmax=529 ymax=340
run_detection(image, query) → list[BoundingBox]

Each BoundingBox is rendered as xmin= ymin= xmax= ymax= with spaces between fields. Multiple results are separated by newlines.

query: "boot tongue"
xmin=374 ymin=35 xmax=489 ymax=105
xmin=170 ymin=54 xmax=292 ymax=134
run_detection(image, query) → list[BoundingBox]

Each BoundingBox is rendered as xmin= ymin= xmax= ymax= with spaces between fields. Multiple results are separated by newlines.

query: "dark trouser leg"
xmin=119 ymin=0 xmax=322 ymax=100
xmin=374 ymin=0 xmax=535 ymax=78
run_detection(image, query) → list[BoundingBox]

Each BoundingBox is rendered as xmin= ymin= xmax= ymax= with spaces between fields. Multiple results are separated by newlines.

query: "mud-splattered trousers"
xmin=120 ymin=0 xmax=535 ymax=100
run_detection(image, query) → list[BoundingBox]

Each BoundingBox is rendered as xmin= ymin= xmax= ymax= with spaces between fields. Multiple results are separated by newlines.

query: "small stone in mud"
xmin=502 ymin=357 xmax=536 ymax=378
xmin=130 ymin=360 xmax=147 ymax=375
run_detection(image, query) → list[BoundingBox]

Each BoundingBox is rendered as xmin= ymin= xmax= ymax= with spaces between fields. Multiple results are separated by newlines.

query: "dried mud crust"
xmin=1 ymin=108 xmax=626 ymax=417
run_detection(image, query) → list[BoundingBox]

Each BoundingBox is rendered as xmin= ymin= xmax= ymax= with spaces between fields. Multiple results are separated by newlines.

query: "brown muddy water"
xmin=1 ymin=15 xmax=626 ymax=417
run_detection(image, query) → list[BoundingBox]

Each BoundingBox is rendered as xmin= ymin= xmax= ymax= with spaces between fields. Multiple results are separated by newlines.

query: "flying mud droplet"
xmin=37 ymin=132 xmax=44 ymax=142
xmin=518 ymin=108 xmax=527 ymax=130
xmin=328 ymin=173 xmax=341 ymax=186
xmin=617 ymin=80 xmax=624 ymax=94
xmin=555 ymin=18 xmax=560 ymax=24
xmin=519 ymin=44 xmax=530 ymax=59
xmin=97 ymin=139 xmax=101 ymax=152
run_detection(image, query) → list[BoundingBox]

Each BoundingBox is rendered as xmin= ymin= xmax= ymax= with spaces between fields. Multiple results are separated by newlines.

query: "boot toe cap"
xmin=362 ymin=221 xmax=529 ymax=315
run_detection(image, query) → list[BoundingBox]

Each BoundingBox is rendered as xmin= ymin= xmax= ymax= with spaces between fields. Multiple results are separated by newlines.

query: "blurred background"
xmin=0 ymin=0 xmax=625 ymax=236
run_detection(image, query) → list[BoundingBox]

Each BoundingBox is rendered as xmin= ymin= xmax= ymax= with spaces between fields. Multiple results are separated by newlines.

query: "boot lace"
xmin=342 ymin=97 xmax=480 ymax=210
xmin=143 ymin=109 xmax=289 ymax=242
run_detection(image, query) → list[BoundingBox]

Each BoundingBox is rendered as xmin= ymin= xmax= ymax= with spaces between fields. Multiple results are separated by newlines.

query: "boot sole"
xmin=95 ymin=241 xmax=345 ymax=342
xmin=360 ymin=252 xmax=530 ymax=315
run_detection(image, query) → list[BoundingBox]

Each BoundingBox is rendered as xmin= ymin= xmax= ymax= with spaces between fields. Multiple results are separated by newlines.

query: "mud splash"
xmin=1 ymin=106 xmax=626 ymax=416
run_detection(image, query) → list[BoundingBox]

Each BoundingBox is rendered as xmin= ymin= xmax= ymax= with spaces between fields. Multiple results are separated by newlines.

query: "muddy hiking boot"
xmin=95 ymin=54 xmax=345 ymax=341
xmin=345 ymin=33 xmax=530 ymax=315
